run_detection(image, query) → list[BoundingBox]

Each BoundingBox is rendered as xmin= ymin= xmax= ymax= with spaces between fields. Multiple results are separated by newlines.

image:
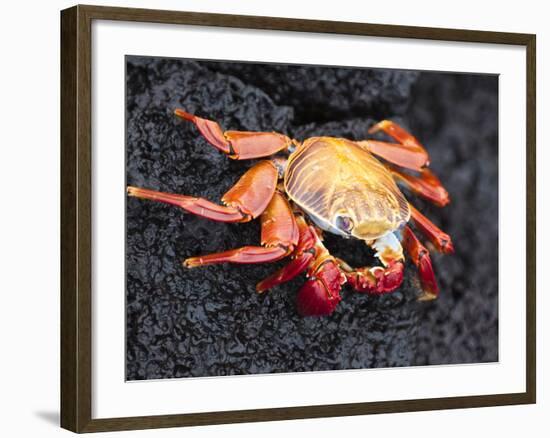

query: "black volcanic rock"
xmin=201 ymin=61 xmax=419 ymax=126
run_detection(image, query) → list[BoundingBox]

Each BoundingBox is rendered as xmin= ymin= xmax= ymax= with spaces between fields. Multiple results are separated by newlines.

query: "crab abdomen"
xmin=284 ymin=137 xmax=410 ymax=240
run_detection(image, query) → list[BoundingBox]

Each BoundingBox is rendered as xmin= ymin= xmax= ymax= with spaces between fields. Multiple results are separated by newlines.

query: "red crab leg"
xmin=183 ymin=192 xmax=298 ymax=267
xmin=256 ymin=215 xmax=317 ymax=292
xmin=356 ymin=120 xmax=430 ymax=171
xmin=296 ymin=259 xmax=345 ymax=317
xmin=338 ymin=232 xmax=405 ymax=295
xmin=257 ymin=215 xmax=346 ymax=317
xmin=127 ymin=160 xmax=278 ymax=223
xmin=338 ymin=258 xmax=405 ymax=295
xmin=402 ymin=225 xmax=439 ymax=300
xmin=391 ymin=167 xmax=450 ymax=207
xmin=409 ymin=204 xmax=454 ymax=253
xmin=174 ymin=109 xmax=294 ymax=159
xmin=256 ymin=253 xmax=314 ymax=291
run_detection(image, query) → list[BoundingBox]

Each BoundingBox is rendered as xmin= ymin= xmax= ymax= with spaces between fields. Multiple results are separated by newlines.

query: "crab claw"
xmin=296 ymin=260 xmax=345 ymax=317
xmin=345 ymin=260 xmax=404 ymax=295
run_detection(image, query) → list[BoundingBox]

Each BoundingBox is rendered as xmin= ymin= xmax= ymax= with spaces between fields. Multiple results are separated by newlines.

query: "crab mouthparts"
xmin=352 ymin=220 xmax=394 ymax=241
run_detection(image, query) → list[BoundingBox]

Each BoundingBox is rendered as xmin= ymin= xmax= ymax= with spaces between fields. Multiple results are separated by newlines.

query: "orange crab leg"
xmin=369 ymin=120 xmax=426 ymax=150
xmin=183 ymin=192 xmax=298 ymax=267
xmin=127 ymin=187 xmax=244 ymax=222
xmin=357 ymin=140 xmax=429 ymax=171
xmin=409 ymin=204 xmax=454 ymax=254
xmin=174 ymin=109 xmax=293 ymax=159
xmin=402 ymin=225 xmax=439 ymax=300
xmin=356 ymin=120 xmax=430 ymax=171
xmin=391 ymin=167 xmax=450 ymax=207
xmin=174 ymin=109 xmax=231 ymax=154
xmin=127 ymin=161 xmax=278 ymax=223
xmin=184 ymin=246 xmax=288 ymax=267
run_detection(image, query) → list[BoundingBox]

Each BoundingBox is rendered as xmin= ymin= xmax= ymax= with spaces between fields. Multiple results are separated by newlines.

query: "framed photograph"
xmin=60 ymin=4 xmax=536 ymax=433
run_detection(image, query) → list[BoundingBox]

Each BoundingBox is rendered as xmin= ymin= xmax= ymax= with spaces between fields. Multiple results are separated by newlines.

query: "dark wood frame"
xmin=61 ymin=4 xmax=536 ymax=433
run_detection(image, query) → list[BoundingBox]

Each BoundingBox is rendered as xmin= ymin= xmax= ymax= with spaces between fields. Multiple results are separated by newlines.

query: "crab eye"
xmin=336 ymin=216 xmax=354 ymax=233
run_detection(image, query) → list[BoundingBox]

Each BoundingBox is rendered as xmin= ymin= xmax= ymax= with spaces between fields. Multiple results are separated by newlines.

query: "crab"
xmin=127 ymin=109 xmax=454 ymax=316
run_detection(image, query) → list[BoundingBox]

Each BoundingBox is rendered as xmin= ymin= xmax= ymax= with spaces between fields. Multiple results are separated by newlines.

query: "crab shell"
xmin=284 ymin=137 xmax=411 ymax=242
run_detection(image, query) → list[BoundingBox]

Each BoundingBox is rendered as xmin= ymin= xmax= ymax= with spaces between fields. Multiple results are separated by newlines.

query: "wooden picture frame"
xmin=61 ymin=4 xmax=536 ymax=433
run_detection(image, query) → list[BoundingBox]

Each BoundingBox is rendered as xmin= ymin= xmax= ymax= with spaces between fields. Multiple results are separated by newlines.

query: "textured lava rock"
xmin=126 ymin=56 xmax=498 ymax=380
xmin=202 ymin=61 xmax=419 ymax=125
xmin=407 ymin=73 xmax=499 ymax=365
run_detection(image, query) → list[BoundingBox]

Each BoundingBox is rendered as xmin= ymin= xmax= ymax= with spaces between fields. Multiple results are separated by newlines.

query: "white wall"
xmin=0 ymin=0 xmax=545 ymax=437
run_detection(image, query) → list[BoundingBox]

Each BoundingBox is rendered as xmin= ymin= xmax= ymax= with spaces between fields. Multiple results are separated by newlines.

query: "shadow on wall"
xmin=34 ymin=411 xmax=59 ymax=427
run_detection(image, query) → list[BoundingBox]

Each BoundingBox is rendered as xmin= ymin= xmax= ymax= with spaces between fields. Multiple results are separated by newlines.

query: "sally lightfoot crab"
xmin=127 ymin=109 xmax=454 ymax=316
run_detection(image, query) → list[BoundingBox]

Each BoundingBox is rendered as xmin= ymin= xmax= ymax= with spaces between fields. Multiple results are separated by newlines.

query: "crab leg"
xmin=390 ymin=167 xmax=450 ymax=207
xmin=402 ymin=225 xmax=439 ymax=301
xmin=296 ymin=259 xmax=346 ymax=317
xmin=356 ymin=120 xmax=430 ymax=171
xmin=174 ymin=109 xmax=294 ymax=159
xmin=409 ymin=204 xmax=454 ymax=253
xmin=256 ymin=215 xmax=317 ymax=292
xmin=257 ymin=215 xmax=346 ymax=317
xmin=369 ymin=120 xmax=426 ymax=149
xmin=183 ymin=192 xmax=298 ymax=267
xmin=340 ymin=259 xmax=404 ymax=295
xmin=127 ymin=160 xmax=278 ymax=223
xmin=339 ymin=232 xmax=405 ymax=295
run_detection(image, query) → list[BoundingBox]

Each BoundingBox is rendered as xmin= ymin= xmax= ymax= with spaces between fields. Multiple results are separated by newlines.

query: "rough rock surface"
xmin=201 ymin=61 xmax=419 ymax=125
xmin=126 ymin=56 xmax=498 ymax=380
